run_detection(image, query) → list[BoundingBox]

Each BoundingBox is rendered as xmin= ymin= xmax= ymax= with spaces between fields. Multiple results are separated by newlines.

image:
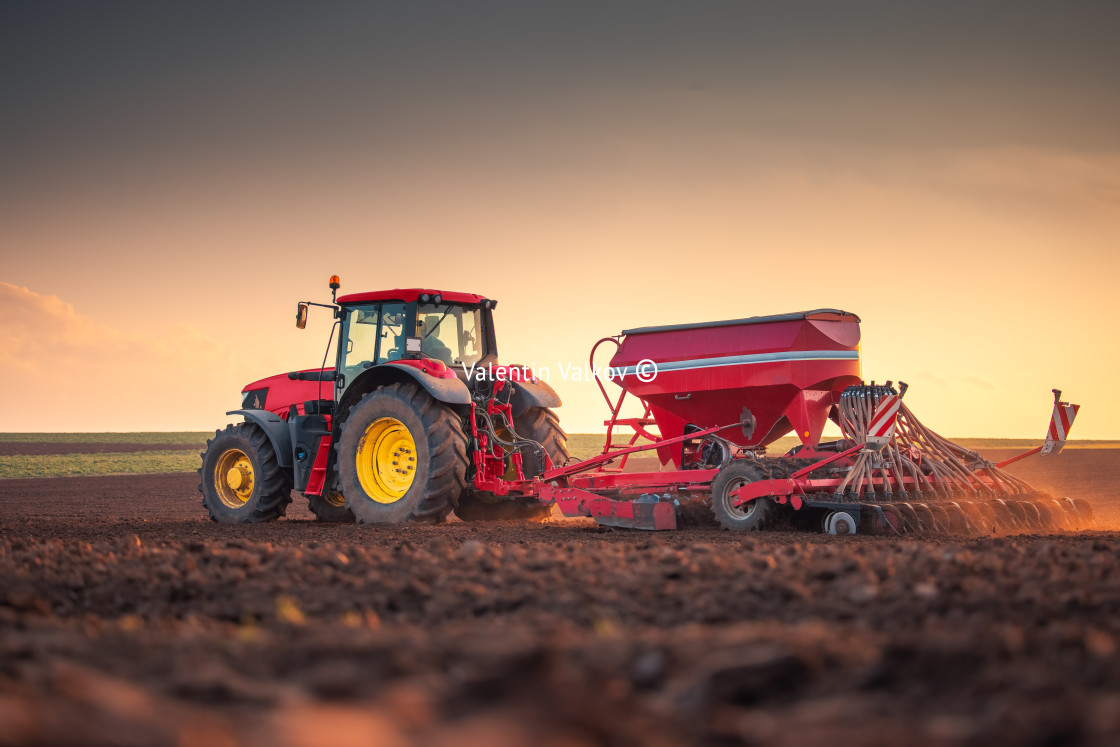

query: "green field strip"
xmin=0 ymin=450 xmax=202 ymax=479
xmin=0 ymin=432 xmax=212 ymax=445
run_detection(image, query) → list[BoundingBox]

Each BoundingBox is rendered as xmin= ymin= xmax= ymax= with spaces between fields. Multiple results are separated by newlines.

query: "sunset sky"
xmin=3 ymin=2 xmax=1118 ymax=437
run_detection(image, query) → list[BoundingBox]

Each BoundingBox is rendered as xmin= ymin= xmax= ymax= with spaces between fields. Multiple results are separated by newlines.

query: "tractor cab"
xmin=333 ymin=290 xmax=498 ymax=394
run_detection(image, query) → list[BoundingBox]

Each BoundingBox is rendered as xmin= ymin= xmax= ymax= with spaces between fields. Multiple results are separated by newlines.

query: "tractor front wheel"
xmin=710 ymin=460 xmax=773 ymax=531
xmin=199 ymin=423 xmax=292 ymax=523
xmin=337 ymin=382 xmax=468 ymax=524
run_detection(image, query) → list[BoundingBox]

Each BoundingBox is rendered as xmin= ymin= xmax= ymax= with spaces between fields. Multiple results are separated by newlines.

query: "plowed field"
xmin=2 ymin=448 xmax=1119 ymax=746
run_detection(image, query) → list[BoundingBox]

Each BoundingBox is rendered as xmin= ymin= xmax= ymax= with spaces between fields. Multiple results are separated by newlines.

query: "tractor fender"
xmin=225 ymin=409 xmax=294 ymax=468
xmin=509 ymin=377 xmax=562 ymax=417
xmin=335 ymin=363 xmax=472 ymax=426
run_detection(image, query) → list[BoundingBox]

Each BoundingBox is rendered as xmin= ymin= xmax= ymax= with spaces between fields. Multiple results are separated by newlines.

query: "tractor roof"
xmin=336 ymin=288 xmax=488 ymax=305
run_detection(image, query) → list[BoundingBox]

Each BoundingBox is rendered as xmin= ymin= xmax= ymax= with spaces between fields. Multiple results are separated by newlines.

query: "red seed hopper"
xmin=601 ymin=309 xmax=862 ymax=463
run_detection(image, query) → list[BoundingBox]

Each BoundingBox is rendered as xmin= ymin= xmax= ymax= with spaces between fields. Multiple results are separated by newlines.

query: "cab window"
xmin=377 ymin=304 xmax=407 ymax=363
xmin=417 ymin=303 xmax=484 ymax=366
xmin=341 ymin=305 xmax=380 ymax=382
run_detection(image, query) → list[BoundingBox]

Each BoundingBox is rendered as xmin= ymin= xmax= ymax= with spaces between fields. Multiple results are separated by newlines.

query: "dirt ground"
xmin=2 ymin=449 xmax=1119 ymax=746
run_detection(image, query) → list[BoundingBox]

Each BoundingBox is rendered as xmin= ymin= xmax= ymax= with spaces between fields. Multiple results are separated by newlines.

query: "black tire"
xmin=455 ymin=406 xmax=568 ymax=522
xmin=710 ymin=460 xmax=774 ymax=531
xmin=337 ymin=382 xmax=468 ymax=524
xmin=306 ymin=491 xmax=355 ymax=522
xmin=516 ymin=407 xmax=570 ymax=476
xmin=199 ymin=423 xmax=292 ymax=523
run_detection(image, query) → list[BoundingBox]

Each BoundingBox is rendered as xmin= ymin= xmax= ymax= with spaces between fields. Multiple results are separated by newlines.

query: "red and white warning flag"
xmin=1042 ymin=392 xmax=1080 ymax=456
xmin=865 ymin=393 xmax=902 ymax=449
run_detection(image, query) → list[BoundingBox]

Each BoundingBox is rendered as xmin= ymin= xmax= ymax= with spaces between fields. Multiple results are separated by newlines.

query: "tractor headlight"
xmin=432 ymin=293 xmax=442 ymax=305
xmin=419 ymin=293 xmax=431 ymax=303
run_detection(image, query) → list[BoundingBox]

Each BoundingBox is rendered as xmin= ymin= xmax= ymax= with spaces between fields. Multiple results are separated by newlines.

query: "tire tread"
xmin=338 ymin=382 xmax=468 ymax=523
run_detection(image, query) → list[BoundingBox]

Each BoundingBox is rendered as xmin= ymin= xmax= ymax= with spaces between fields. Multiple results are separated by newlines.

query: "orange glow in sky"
xmin=2 ymin=4 xmax=1118 ymax=437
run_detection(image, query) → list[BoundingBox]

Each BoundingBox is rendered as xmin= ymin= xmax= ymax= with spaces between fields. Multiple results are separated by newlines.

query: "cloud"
xmin=928 ymin=146 xmax=1120 ymax=213
xmin=0 ymin=282 xmax=239 ymax=431
xmin=913 ymin=370 xmax=948 ymax=388
xmin=962 ymin=375 xmax=997 ymax=391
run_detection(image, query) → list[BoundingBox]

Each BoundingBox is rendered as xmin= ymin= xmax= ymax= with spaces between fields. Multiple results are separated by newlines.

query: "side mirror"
xmin=296 ymin=302 xmax=309 ymax=329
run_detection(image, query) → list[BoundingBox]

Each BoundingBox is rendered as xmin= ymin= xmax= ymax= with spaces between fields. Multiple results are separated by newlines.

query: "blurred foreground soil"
xmin=1 ymin=448 xmax=1119 ymax=746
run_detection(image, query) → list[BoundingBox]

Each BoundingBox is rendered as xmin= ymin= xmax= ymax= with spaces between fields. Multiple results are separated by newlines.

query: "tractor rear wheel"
xmin=454 ymin=406 xmax=569 ymax=522
xmin=516 ymin=407 xmax=571 ymax=476
xmin=306 ymin=491 xmax=354 ymax=522
xmin=710 ymin=460 xmax=774 ymax=531
xmin=199 ymin=423 xmax=292 ymax=523
xmin=337 ymin=382 xmax=468 ymax=524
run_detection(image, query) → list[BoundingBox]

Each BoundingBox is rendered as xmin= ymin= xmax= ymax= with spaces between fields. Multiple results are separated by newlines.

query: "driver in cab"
xmin=419 ymin=315 xmax=454 ymax=365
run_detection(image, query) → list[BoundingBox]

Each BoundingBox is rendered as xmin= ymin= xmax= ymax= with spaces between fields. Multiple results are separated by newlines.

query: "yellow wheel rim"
xmin=355 ymin=417 xmax=417 ymax=504
xmin=214 ymin=448 xmax=255 ymax=508
xmin=323 ymin=491 xmax=346 ymax=508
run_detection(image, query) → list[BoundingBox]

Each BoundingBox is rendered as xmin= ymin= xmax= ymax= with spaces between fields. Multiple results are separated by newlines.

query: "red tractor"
xmin=199 ymin=278 xmax=568 ymax=524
